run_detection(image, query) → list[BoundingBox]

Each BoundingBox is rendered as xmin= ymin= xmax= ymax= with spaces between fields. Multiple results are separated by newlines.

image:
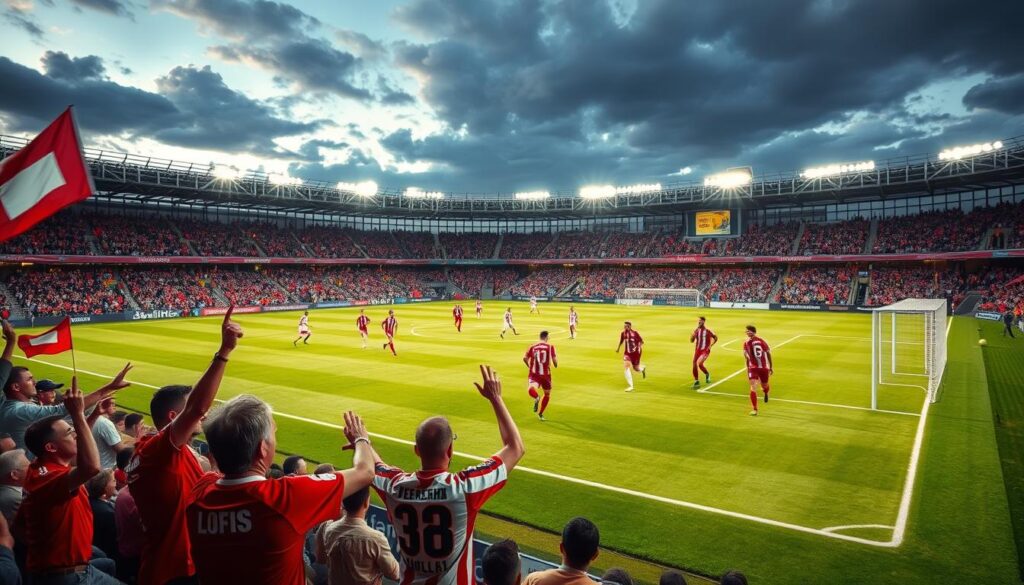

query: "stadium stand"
xmin=798 ymin=219 xmax=869 ymax=255
xmin=500 ymin=233 xmax=555 ymax=259
xmin=776 ymin=265 xmax=856 ymax=304
xmin=440 ymin=232 xmax=499 ymax=259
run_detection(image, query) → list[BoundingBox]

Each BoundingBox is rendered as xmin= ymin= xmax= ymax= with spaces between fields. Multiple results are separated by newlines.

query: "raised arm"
xmin=169 ymin=307 xmax=243 ymax=447
xmin=83 ymin=363 xmax=133 ymax=412
xmin=474 ymin=365 xmax=525 ymax=471
xmin=1 ymin=320 xmax=15 ymax=362
xmin=65 ymin=378 xmax=102 ymax=489
xmin=339 ymin=411 xmax=374 ymax=495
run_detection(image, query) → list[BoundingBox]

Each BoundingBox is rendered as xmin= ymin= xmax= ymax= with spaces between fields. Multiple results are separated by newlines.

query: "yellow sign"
xmin=695 ymin=210 xmax=731 ymax=236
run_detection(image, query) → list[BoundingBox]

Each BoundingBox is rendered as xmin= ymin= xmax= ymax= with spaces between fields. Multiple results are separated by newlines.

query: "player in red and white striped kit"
xmin=523 ymin=331 xmax=558 ymax=421
xmin=615 ymin=321 xmax=646 ymax=392
xmin=742 ymin=324 xmax=773 ymax=416
xmin=292 ymin=311 xmax=311 ymax=346
xmin=499 ymin=308 xmax=519 ymax=338
xmin=356 ymin=309 xmax=371 ymax=349
xmin=453 ymin=304 xmax=464 ymax=332
xmin=568 ymin=307 xmax=579 ymax=339
xmin=690 ymin=316 xmax=718 ymax=388
xmin=382 ymin=310 xmax=398 ymax=356
xmin=476 ymin=300 xmax=483 ymax=317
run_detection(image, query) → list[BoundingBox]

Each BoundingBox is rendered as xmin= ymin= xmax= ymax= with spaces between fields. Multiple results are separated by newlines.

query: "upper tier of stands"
xmin=3 ymin=199 xmax=1019 ymax=261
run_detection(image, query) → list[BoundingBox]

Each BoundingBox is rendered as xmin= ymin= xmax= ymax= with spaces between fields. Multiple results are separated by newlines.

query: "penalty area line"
xmin=16 ymin=354 xmax=898 ymax=549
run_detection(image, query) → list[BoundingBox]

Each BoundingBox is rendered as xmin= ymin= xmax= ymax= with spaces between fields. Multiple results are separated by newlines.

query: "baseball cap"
xmin=37 ymin=380 xmax=64 ymax=392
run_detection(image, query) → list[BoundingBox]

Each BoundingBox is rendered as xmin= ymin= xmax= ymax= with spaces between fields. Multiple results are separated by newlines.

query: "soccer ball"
xmin=978 ymin=339 xmax=988 ymax=346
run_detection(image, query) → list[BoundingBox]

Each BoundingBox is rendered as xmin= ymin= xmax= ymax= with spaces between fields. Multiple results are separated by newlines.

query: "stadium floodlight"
xmin=615 ymin=183 xmax=662 ymax=195
xmin=212 ymin=165 xmax=243 ymax=180
xmin=268 ymin=173 xmax=302 ymax=186
xmin=938 ymin=140 xmax=1005 ymax=161
xmin=514 ymin=191 xmax=550 ymax=200
xmin=337 ymin=181 xmax=378 ymax=197
xmin=704 ymin=168 xmax=752 ymax=188
xmin=579 ymin=185 xmax=616 ymax=199
xmin=800 ymin=160 xmax=875 ymax=179
xmin=404 ymin=187 xmax=444 ymax=199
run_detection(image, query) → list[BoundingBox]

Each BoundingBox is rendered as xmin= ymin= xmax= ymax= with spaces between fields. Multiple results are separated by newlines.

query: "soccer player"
xmin=500 ymin=307 xmax=519 ymax=338
xmin=453 ymin=304 xmax=464 ymax=332
xmin=568 ymin=307 xmax=579 ymax=339
xmin=369 ymin=364 xmax=525 ymax=585
xmin=476 ymin=300 xmax=483 ymax=318
xmin=293 ymin=311 xmax=311 ymax=346
xmin=742 ymin=325 xmax=773 ymax=416
xmin=529 ymin=296 xmax=539 ymax=314
xmin=382 ymin=310 xmax=398 ymax=356
xmin=690 ymin=316 xmax=718 ymax=388
xmin=615 ymin=321 xmax=646 ymax=392
xmin=524 ymin=331 xmax=558 ymax=421
xmin=356 ymin=309 xmax=371 ymax=349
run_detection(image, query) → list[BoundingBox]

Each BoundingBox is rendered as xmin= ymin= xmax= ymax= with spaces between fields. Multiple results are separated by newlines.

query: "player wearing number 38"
xmin=368 ymin=364 xmax=526 ymax=585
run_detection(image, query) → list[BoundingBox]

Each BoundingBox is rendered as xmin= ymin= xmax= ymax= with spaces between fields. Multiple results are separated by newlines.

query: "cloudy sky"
xmin=1 ymin=0 xmax=1021 ymax=193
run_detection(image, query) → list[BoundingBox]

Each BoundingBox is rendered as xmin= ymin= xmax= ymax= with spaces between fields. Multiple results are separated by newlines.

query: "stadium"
xmin=1 ymin=2 xmax=1023 ymax=585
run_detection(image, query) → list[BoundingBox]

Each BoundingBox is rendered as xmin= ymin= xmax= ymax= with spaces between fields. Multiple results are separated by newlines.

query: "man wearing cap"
xmin=36 ymin=380 xmax=63 ymax=406
xmin=0 ymin=321 xmax=133 ymax=456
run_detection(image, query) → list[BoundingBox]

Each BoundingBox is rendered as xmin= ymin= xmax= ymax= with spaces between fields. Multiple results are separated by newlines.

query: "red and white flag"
xmin=0 ymin=108 xmax=94 ymax=242
xmin=18 ymin=317 xmax=73 ymax=358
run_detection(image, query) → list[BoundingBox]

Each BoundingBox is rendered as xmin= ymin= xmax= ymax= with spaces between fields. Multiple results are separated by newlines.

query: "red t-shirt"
xmin=743 ymin=336 xmax=772 ymax=370
xmin=21 ymin=460 xmax=92 ymax=571
xmin=383 ymin=317 xmax=398 ymax=336
xmin=692 ymin=326 xmax=715 ymax=351
xmin=620 ymin=330 xmax=643 ymax=354
xmin=357 ymin=315 xmax=370 ymax=331
xmin=188 ymin=472 xmax=348 ymax=585
xmin=127 ymin=429 xmax=204 ymax=584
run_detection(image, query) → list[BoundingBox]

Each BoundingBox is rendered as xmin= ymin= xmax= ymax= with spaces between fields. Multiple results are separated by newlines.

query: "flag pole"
xmin=68 ymin=317 xmax=77 ymax=377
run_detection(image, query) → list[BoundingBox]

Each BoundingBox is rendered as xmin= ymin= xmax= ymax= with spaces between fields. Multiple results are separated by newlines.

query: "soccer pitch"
xmin=12 ymin=302 xmax=1020 ymax=584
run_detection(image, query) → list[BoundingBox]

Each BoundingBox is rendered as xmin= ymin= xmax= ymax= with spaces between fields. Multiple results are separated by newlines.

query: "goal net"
xmin=871 ymin=299 xmax=947 ymax=409
xmin=623 ymin=288 xmax=703 ymax=307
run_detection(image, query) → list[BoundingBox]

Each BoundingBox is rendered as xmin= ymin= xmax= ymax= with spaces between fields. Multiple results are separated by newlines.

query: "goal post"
xmin=622 ymin=288 xmax=704 ymax=307
xmin=871 ymin=299 xmax=947 ymax=410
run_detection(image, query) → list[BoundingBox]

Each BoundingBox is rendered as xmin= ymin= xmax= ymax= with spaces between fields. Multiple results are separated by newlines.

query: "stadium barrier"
xmin=769 ymin=303 xmax=863 ymax=312
xmin=975 ymin=311 xmax=1003 ymax=321
xmin=365 ymin=505 xmax=598 ymax=584
xmin=616 ymin=299 xmax=654 ymax=306
xmin=709 ymin=301 xmax=771 ymax=310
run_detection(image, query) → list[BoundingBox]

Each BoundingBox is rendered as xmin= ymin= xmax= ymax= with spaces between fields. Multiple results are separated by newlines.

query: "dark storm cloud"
xmin=963 ymin=75 xmax=1024 ymax=116
xmin=376 ymin=0 xmax=1024 ymax=190
xmin=158 ymin=0 xmax=381 ymax=102
xmin=70 ymin=0 xmax=132 ymax=18
xmin=0 ymin=53 xmax=317 ymax=157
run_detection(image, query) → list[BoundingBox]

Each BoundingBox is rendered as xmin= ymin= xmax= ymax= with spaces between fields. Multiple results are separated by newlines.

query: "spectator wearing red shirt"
xmin=20 ymin=379 xmax=120 ymax=584
xmin=127 ymin=308 xmax=244 ymax=585
xmin=187 ymin=398 xmax=375 ymax=585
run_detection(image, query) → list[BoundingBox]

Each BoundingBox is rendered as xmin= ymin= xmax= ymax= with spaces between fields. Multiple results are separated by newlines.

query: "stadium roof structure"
xmin=2 ymin=134 xmax=1024 ymax=219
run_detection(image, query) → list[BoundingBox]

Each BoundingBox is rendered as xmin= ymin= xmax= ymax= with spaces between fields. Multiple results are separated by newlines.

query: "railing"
xmin=3 ymin=134 xmax=1024 ymax=213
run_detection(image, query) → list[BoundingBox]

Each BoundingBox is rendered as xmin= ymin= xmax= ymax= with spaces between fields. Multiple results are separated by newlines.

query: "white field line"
xmin=888 ymin=316 xmax=953 ymax=547
xmin=17 ymin=353 xmax=903 ymax=548
xmin=821 ymin=523 xmax=895 ymax=534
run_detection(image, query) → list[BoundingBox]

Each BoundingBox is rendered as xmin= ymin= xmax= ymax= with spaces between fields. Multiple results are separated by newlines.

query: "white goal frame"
xmin=623 ymin=287 xmax=704 ymax=307
xmin=871 ymin=299 xmax=947 ymax=410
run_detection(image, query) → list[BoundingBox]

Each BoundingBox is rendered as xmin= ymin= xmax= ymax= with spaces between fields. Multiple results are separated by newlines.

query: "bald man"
xmin=368 ymin=365 xmax=525 ymax=585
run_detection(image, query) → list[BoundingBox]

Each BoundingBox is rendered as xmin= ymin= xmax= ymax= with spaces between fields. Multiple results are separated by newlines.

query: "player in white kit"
xmin=293 ymin=311 xmax=311 ymax=346
xmin=500 ymin=308 xmax=519 ymax=338
xmin=529 ymin=296 xmax=539 ymax=314
xmin=568 ymin=307 xmax=579 ymax=339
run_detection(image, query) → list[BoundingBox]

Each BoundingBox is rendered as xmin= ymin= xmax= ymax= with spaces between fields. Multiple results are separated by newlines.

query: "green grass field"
xmin=13 ymin=302 xmax=1022 ymax=584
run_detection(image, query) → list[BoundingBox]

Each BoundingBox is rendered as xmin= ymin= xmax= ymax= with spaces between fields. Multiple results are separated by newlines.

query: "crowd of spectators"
xmin=508 ymin=268 xmax=580 ymax=297
xmin=873 ymin=209 xmax=986 ymax=254
xmin=500 ymin=232 xmax=555 ymax=259
xmin=600 ymin=231 xmax=651 ymax=258
xmin=867 ymin=266 xmax=968 ymax=307
xmin=176 ymin=219 xmax=261 ymax=256
xmin=798 ymin=219 xmax=869 ymax=255
xmin=293 ymin=227 xmax=364 ymax=259
xmin=393 ymin=230 xmax=438 ymax=259
xmin=647 ymin=229 xmax=699 ymax=257
xmin=0 ymin=213 xmax=92 ymax=255
xmin=356 ymin=230 xmax=404 ymax=259
xmin=776 ymin=266 xmax=855 ymax=304
xmin=449 ymin=268 xmax=520 ymax=295
xmin=244 ymin=223 xmax=307 ymax=257
xmin=120 ymin=268 xmax=217 ymax=312
xmin=6 ymin=268 xmax=126 ymax=315
xmin=90 ymin=215 xmax=191 ymax=256
xmin=971 ymin=266 xmax=1024 ymax=313
xmin=440 ymin=232 xmax=499 ymax=259
xmin=268 ymin=266 xmax=431 ymax=303
xmin=545 ymin=232 xmax=608 ymax=259
xmin=715 ymin=222 xmax=801 ymax=256
xmin=207 ymin=269 xmax=290 ymax=306
xmin=706 ymin=268 xmax=783 ymax=303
